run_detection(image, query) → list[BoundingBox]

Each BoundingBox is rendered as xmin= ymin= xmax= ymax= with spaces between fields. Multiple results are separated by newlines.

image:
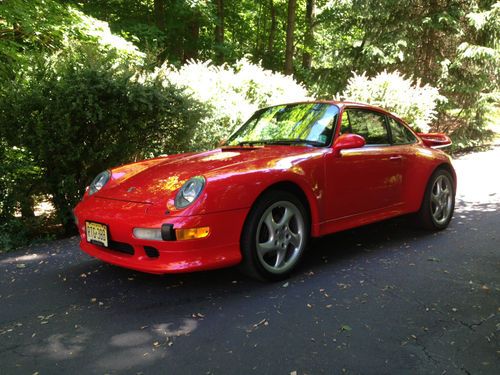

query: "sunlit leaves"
xmin=159 ymin=58 xmax=310 ymax=150
xmin=0 ymin=0 xmax=144 ymax=80
xmin=339 ymin=71 xmax=444 ymax=132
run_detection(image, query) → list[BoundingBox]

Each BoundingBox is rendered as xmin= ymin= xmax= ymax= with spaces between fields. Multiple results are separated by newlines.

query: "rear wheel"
xmin=416 ymin=168 xmax=455 ymax=230
xmin=240 ymin=190 xmax=309 ymax=281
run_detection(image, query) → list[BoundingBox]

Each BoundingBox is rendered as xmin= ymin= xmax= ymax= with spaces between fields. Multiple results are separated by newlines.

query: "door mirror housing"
xmin=333 ymin=133 xmax=366 ymax=156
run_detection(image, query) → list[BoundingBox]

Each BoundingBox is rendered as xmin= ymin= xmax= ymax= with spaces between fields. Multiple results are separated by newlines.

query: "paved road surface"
xmin=1 ymin=148 xmax=499 ymax=374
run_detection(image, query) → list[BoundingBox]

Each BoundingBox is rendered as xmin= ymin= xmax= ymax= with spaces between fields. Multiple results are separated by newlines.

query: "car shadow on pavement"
xmin=63 ymin=214 xmax=437 ymax=297
xmin=67 ymin=198 xmax=499 ymax=293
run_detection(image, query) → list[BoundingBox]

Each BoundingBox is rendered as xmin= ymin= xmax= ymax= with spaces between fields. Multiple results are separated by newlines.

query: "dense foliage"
xmin=0 ymin=0 xmax=144 ymax=80
xmin=60 ymin=0 xmax=498 ymax=141
xmin=0 ymin=0 xmax=498 ymax=250
xmin=0 ymin=47 xmax=204 ymax=234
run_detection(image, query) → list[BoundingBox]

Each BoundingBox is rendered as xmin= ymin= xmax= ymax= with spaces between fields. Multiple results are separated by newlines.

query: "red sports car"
xmin=74 ymin=101 xmax=456 ymax=280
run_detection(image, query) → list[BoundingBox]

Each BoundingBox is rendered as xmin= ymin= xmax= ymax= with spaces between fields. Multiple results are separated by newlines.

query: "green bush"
xmin=0 ymin=46 xmax=204 ymax=234
xmin=0 ymin=218 xmax=31 ymax=252
xmin=0 ymin=143 xmax=43 ymax=220
xmin=338 ymin=70 xmax=445 ymax=132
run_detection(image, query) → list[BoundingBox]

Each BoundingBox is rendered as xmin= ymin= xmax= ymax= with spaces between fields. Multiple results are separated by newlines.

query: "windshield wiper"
xmin=263 ymin=139 xmax=325 ymax=147
xmin=236 ymin=139 xmax=325 ymax=147
xmin=236 ymin=141 xmax=266 ymax=146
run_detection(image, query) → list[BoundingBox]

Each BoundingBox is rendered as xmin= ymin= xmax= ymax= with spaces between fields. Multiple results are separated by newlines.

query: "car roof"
xmin=261 ymin=100 xmax=411 ymax=128
xmin=265 ymin=100 xmax=389 ymax=112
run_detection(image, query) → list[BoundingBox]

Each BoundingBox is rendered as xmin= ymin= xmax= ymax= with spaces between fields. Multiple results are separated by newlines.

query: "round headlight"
xmin=88 ymin=170 xmax=111 ymax=196
xmin=175 ymin=176 xmax=206 ymax=209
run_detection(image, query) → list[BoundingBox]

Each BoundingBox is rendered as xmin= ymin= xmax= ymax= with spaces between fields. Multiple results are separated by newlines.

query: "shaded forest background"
xmin=0 ymin=0 xmax=498 ymax=250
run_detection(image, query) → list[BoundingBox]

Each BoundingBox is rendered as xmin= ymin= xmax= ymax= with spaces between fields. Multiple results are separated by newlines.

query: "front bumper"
xmin=74 ymin=197 xmax=246 ymax=274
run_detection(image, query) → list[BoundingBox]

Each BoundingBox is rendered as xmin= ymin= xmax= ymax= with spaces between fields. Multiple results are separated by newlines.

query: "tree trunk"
xmin=184 ymin=16 xmax=200 ymax=62
xmin=154 ymin=0 xmax=166 ymax=31
xmin=284 ymin=0 xmax=297 ymax=75
xmin=20 ymin=195 xmax=35 ymax=219
xmin=154 ymin=0 xmax=167 ymax=64
xmin=52 ymin=193 xmax=77 ymax=236
xmin=255 ymin=0 xmax=266 ymax=57
xmin=267 ymin=0 xmax=277 ymax=56
xmin=214 ymin=0 xmax=225 ymax=63
xmin=422 ymin=0 xmax=439 ymax=82
xmin=302 ymin=0 xmax=315 ymax=69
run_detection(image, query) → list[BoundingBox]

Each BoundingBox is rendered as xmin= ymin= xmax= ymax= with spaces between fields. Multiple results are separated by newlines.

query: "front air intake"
xmin=144 ymin=246 xmax=159 ymax=258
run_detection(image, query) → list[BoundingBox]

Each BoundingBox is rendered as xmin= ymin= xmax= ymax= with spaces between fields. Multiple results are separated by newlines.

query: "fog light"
xmin=133 ymin=228 xmax=162 ymax=241
xmin=175 ymin=227 xmax=210 ymax=241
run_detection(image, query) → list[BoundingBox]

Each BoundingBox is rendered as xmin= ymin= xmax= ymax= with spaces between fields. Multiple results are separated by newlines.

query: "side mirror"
xmin=417 ymin=133 xmax=452 ymax=149
xmin=333 ymin=133 xmax=366 ymax=156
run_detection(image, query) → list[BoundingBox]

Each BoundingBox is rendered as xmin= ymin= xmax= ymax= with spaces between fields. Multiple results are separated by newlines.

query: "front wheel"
xmin=416 ymin=168 xmax=455 ymax=230
xmin=240 ymin=190 xmax=309 ymax=281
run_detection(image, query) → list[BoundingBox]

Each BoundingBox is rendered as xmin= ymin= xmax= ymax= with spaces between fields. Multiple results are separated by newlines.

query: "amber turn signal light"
xmin=175 ymin=227 xmax=210 ymax=240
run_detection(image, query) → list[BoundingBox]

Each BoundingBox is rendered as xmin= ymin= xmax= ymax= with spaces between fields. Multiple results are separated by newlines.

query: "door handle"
xmin=389 ymin=155 xmax=402 ymax=161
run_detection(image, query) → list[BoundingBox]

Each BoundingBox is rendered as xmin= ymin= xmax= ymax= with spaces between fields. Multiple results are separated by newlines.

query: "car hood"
xmin=96 ymin=146 xmax=321 ymax=205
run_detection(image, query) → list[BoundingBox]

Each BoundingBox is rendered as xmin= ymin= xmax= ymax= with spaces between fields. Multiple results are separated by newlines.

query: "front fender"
xmin=189 ymin=151 xmax=326 ymax=236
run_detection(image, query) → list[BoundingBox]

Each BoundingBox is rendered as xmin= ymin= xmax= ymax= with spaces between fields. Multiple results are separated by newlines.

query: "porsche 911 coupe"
xmin=74 ymin=101 xmax=456 ymax=280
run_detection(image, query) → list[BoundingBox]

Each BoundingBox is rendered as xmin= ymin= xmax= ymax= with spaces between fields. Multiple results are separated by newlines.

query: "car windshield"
xmin=227 ymin=103 xmax=339 ymax=147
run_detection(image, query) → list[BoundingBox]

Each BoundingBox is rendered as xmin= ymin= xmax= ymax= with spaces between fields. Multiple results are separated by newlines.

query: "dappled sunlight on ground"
xmin=455 ymin=200 xmax=499 ymax=213
xmin=94 ymin=319 xmax=198 ymax=371
xmin=25 ymin=318 xmax=199 ymax=372
xmin=0 ymin=252 xmax=48 ymax=265
xmin=29 ymin=327 xmax=91 ymax=360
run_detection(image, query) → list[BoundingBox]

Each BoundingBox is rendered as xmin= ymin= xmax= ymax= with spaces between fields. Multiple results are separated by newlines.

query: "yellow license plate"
xmin=86 ymin=221 xmax=108 ymax=247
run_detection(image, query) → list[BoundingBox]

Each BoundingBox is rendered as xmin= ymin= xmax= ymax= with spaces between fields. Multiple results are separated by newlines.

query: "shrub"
xmin=338 ymin=70 xmax=445 ymax=132
xmin=0 ymin=143 xmax=43 ymax=219
xmin=0 ymin=46 xmax=204 ymax=234
xmin=158 ymin=58 xmax=310 ymax=150
xmin=0 ymin=218 xmax=31 ymax=253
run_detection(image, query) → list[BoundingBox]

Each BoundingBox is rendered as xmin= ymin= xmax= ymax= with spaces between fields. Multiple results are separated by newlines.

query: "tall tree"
xmin=284 ymin=0 xmax=297 ymax=74
xmin=154 ymin=0 xmax=167 ymax=63
xmin=267 ymin=0 xmax=277 ymax=56
xmin=183 ymin=11 xmax=200 ymax=62
xmin=154 ymin=0 xmax=166 ymax=31
xmin=214 ymin=0 xmax=225 ymax=63
xmin=302 ymin=0 xmax=315 ymax=69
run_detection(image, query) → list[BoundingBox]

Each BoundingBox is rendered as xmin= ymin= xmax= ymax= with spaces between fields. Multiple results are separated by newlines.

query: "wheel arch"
xmin=416 ymin=162 xmax=456 ymax=212
xmin=244 ymin=180 xmax=320 ymax=237
xmin=414 ymin=162 xmax=456 ymax=230
xmin=434 ymin=162 xmax=457 ymax=188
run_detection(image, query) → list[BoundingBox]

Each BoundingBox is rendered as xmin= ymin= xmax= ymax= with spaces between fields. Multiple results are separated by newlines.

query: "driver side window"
xmin=341 ymin=109 xmax=390 ymax=145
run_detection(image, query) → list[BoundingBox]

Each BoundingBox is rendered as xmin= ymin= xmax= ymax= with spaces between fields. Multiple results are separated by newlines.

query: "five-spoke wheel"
xmin=240 ymin=190 xmax=309 ymax=280
xmin=417 ymin=168 xmax=455 ymax=230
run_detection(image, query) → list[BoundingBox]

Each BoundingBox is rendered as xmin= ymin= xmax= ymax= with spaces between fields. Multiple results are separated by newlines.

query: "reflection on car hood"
xmin=96 ymin=146 xmax=322 ymax=205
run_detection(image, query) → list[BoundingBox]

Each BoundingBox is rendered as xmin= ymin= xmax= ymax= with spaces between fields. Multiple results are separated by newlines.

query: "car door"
xmin=324 ymin=108 xmax=404 ymax=221
xmin=385 ymin=114 xmax=420 ymax=204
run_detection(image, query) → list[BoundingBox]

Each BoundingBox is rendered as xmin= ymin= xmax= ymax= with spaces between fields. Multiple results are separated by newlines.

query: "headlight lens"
xmin=88 ymin=170 xmax=111 ymax=196
xmin=174 ymin=176 xmax=206 ymax=209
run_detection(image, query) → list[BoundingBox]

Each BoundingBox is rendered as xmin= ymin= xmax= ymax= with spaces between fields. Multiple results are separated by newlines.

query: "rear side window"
xmin=344 ymin=109 xmax=390 ymax=145
xmin=387 ymin=117 xmax=417 ymax=145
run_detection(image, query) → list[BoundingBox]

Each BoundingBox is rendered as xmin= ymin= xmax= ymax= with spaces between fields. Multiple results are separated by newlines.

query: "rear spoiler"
xmin=417 ymin=133 xmax=452 ymax=149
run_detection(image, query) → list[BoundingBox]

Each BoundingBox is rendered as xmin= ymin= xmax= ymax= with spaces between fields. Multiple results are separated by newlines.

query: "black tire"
xmin=416 ymin=168 xmax=455 ymax=230
xmin=239 ymin=190 xmax=310 ymax=281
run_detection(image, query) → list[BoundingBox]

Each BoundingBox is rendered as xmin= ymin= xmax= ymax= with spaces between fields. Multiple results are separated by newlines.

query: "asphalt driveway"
xmin=1 ymin=147 xmax=499 ymax=374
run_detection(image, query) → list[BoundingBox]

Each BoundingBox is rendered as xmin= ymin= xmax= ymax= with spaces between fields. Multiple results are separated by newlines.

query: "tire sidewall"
xmin=240 ymin=190 xmax=310 ymax=281
xmin=421 ymin=168 xmax=455 ymax=230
